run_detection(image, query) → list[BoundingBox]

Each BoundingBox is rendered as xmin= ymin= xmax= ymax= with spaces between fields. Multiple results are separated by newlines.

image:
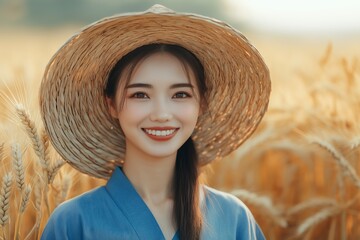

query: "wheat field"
xmin=0 ymin=27 xmax=360 ymax=240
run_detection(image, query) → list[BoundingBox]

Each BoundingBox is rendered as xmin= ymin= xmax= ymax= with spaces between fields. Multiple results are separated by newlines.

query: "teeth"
xmin=144 ymin=129 xmax=176 ymax=136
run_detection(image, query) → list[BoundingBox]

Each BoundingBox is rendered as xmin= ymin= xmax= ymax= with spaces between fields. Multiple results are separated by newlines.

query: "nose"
xmin=149 ymin=98 xmax=173 ymax=122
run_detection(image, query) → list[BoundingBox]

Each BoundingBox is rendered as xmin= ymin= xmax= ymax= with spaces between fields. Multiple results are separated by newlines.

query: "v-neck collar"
xmin=105 ymin=167 xmax=179 ymax=240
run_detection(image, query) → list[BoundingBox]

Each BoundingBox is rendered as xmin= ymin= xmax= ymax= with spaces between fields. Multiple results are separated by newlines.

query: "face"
xmin=107 ymin=52 xmax=201 ymax=160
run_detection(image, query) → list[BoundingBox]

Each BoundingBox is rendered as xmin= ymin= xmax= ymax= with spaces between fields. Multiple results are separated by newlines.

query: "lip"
xmin=142 ymin=127 xmax=179 ymax=142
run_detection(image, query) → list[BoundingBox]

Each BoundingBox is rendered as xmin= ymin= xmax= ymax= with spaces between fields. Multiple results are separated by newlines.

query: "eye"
xmin=130 ymin=92 xmax=149 ymax=99
xmin=173 ymin=92 xmax=191 ymax=99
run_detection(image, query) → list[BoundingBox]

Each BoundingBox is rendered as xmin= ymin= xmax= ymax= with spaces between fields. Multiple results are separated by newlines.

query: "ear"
xmin=105 ymin=96 xmax=119 ymax=119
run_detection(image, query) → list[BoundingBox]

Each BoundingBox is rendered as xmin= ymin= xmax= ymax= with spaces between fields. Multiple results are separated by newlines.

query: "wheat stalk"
xmin=0 ymin=173 xmax=13 ymax=228
xmin=0 ymin=143 xmax=4 ymax=161
xmin=296 ymin=193 xmax=360 ymax=237
xmin=54 ymin=173 xmax=72 ymax=207
xmin=15 ymin=185 xmax=32 ymax=240
xmin=11 ymin=143 xmax=25 ymax=192
xmin=311 ymin=138 xmax=360 ymax=189
xmin=297 ymin=206 xmax=342 ymax=236
xmin=25 ymin=175 xmax=42 ymax=240
xmin=33 ymin=176 xmax=42 ymax=213
xmin=231 ymin=189 xmax=287 ymax=227
xmin=288 ymin=198 xmax=338 ymax=215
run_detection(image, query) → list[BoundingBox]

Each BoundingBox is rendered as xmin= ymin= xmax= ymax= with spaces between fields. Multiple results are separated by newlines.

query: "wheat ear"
xmin=231 ymin=189 xmax=287 ymax=227
xmin=350 ymin=136 xmax=360 ymax=149
xmin=20 ymin=185 xmax=31 ymax=213
xmin=319 ymin=43 xmax=332 ymax=67
xmin=0 ymin=173 xmax=13 ymax=227
xmin=41 ymin=129 xmax=53 ymax=183
xmin=312 ymin=138 xmax=360 ymax=189
xmin=48 ymin=159 xmax=66 ymax=184
xmin=15 ymin=104 xmax=50 ymax=175
xmin=15 ymin=104 xmax=52 ymax=217
xmin=12 ymin=143 xmax=25 ymax=192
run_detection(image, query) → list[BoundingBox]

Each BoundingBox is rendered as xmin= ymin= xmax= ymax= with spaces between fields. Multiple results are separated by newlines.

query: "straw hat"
xmin=40 ymin=4 xmax=271 ymax=179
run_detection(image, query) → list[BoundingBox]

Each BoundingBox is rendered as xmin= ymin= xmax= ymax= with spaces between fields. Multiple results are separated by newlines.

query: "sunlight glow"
xmin=224 ymin=0 xmax=360 ymax=35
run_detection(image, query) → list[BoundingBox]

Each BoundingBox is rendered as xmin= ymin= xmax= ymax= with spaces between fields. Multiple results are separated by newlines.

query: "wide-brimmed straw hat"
xmin=40 ymin=4 xmax=271 ymax=179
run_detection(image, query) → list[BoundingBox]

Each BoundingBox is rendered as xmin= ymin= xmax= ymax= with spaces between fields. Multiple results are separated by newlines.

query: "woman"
xmin=40 ymin=5 xmax=270 ymax=240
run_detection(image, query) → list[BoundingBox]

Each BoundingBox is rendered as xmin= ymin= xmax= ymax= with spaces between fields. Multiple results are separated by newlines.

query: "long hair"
xmin=105 ymin=43 xmax=207 ymax=240
xmin=175 ymin=137 xmax=202 ymax=239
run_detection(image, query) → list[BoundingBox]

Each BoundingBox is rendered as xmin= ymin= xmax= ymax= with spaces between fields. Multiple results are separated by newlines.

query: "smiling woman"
xmin=105 ymin=45 xmax=203 ymax=239
xmin=39 ymin=4 xmax=270 ymax=240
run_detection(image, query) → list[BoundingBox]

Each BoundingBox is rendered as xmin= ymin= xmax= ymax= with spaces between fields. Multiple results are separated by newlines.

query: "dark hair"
xmin=105 ymin=43 xmax=207 ymax=240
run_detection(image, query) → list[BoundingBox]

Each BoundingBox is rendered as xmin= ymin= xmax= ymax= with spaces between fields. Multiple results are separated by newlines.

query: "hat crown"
xmin=146 ymin=4 xmax=175 ymax=14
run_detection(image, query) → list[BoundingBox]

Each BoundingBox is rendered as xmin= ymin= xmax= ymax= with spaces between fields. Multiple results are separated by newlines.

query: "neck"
xmin=122 ymin=148 xmax=176 ymax=204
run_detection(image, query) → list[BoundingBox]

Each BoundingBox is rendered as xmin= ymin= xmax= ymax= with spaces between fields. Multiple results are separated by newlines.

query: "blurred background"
xmin=1 ymin=0 xmax=360 ymax=34
xmin=1 ymin=0 xmax=360 ymax=239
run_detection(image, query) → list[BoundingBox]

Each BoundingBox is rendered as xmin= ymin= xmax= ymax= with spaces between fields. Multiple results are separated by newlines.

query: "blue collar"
xmin=105 ymin=167 xmax=179 ymax=240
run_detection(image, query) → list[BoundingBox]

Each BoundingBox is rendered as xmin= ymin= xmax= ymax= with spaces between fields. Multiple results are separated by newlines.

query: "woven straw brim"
xmin=40 ymin=6 xmax=271 ymax=179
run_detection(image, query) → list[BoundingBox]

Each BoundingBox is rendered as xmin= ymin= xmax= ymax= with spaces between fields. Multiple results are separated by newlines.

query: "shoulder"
xmin=202 ymin=186 xmax=266 ymax=240
xmin=41 ymin=186 xmax=108 ymax=239
xmin=203 ymin=186 xmax=251 ymax=216
xmin=51 ymin=186 xmax=108 ymax=217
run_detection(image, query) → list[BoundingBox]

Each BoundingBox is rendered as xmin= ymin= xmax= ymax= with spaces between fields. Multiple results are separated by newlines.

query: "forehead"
xmin=129 ymin=52 xmax=196 ymax=85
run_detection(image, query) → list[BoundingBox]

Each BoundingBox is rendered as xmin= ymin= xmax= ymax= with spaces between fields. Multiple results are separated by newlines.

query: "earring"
xmin=110 ymin=126 xmax=114 ymax=130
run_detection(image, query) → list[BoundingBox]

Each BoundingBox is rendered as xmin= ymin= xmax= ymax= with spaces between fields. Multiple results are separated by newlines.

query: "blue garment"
xmin=41 ymin=167 xmax=265 ymax=240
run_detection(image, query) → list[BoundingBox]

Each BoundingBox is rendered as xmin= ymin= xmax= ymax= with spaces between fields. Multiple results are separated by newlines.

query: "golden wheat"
xmin=288 ymin=198 xmax=338 ymax=215
xmin=311 ymin=137 xmax=360 ymax=189
xmin=231 ymin=189 xmax=287 ymax=228
xmin=15 ymin=104 xmax=49 ymax=173
xmin=0 ymin=173 xmax=12 ymax=228
xmin=0 ymin=143 xmax=4 ymax=162
xmin=11 ymin=143 xmax=25 ymax=192
xmin=48 ymin=159 xmax=66 ymax=184
xmin=297 ymin=206 xmax=342 ymax=236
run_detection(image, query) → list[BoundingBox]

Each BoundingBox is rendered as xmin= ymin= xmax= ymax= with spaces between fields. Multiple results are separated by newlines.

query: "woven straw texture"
xmin=40 ymin=5 xmax=271 ymax=179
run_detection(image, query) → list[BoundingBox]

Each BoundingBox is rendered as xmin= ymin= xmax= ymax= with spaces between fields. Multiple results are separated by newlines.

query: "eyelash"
xmin=130 ymin=92 xmax=149 ymax=99
xmin=129 ymin=91 xmax=192 ymax=99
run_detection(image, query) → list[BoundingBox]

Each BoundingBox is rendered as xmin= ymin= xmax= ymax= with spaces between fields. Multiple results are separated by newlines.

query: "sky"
xmin=225 ymin=0 xmax=360 ymax=36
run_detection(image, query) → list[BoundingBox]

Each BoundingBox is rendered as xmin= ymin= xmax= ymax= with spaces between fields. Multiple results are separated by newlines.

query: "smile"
xmin=144 ymin=129 xmax=176 ymax=136
xmin=142 ymin=127 xmax=179 ymax=141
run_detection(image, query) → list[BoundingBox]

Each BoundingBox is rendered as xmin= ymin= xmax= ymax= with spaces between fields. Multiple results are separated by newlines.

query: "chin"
xmin=145 ymin=148 xmax=179 ymax=159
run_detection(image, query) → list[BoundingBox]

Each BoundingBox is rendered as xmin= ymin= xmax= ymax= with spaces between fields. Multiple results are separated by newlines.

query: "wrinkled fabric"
xmin=41 ymin=167 xmax=265 ymax=240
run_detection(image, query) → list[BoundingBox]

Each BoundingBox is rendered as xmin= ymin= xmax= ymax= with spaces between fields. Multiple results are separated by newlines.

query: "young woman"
xmin=40 ymin=5 xmax=271 ymax=240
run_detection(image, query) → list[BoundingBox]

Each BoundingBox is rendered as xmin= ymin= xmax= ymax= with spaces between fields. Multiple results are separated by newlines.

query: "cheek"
xmin=175 ymin=102 xmax=200 ymax=125
xmin=118 ymin=102 xmax=149 ymax=126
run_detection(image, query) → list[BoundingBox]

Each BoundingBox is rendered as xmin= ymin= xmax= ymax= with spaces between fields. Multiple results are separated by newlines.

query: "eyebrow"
xmin=125 ymin=83 xmax=194 ymax=89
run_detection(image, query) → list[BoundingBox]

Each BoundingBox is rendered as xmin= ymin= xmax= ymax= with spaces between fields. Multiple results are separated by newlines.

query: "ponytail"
xmin=174 ymin=138 xmax=202 ymax=240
